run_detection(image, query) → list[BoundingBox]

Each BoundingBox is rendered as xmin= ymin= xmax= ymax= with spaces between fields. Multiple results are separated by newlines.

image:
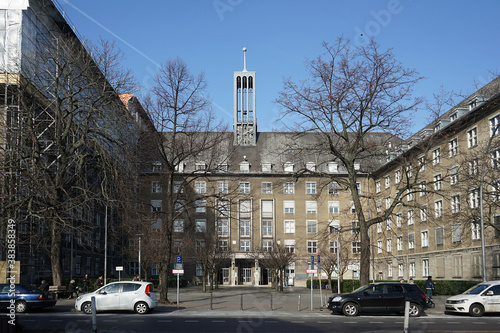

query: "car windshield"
xmin=463 ymin=283 xmax=490 ymax=295
xmin=352 ymin=285 xmax=371 ymax=293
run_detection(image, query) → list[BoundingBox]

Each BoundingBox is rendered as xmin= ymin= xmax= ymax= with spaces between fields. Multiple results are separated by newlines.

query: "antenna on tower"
xmin=242 ymin=47 xmax=247 ymax=72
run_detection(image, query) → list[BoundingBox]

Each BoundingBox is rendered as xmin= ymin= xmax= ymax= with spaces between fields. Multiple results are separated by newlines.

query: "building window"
xmin=239 ymin=200 xmax=251 ymax=218
xmin=327 ymin=162 xmax=339 ymax=173
xmin=434 ymin=200 xmax=442 ymax=218
xmin=262 ymin=220 xmax=273 ymax=237
xmin=262 ymin=182 xmax=272 ymax=194
xmin=196 ymin=199 xmax=206 ymax=213
xmin=217 ymin=220 xmax=228 ymax=237
xmin=261 ymin=200 xmax=273 ymax=218
xmin=447 ymin=194 xmax=459 ymax=214
xmin=328 ymin=201 xmax=339 ymax=214
xmin=449 ymin=138 xmax=458 ymax=157
xmin=467 ymin=127 xmax=477 ymax=148
xmin=328 ymin=182 xmax=339 ymax=195
xmin=218 ymin=240 xmax=229 ymax=252
xmin=284 ymin=162 xmax=294 ymax=172
xmin=329 ymin=220 xmax=340 ymax=234
xmin=385 ymin=175 xmax=390 ymax=189
xmin=397 ymin=236 xmax=403 ymax=251
xmin=240 ymin=240 xmax=250 ymax=252
xmin=453 ymin=256 xmax=463 ymax=277
xmin=492 ymin=149 xmax=500 ymax=168
xmin=471 ymin=222 xmax=481 ymax=240
xmin=433 ymin=148 xmax=441 ymax=165
xmin=470 ymin=188 xmax=479 ymax=209
xmin=240 ymin=220 xmax=251 ymax=237
xmin=452 ymin=223 xmax=462 ymax=243
xmin=450 ymin=166 xmax=459 ymax=185
xmin=376 ymin=200 xmax=382 ymax=213
xmin=350 ymin=201 xmax=356 ymax=214
xmin=284 ymin=220 xmax=295 ymax=233
xmin=408 ymin=209 xmax=414 ymax=225
xmin=263 ymin=240 xmax=273 ymax=252
xmin=409 ymin=233 xmax=415 ymax=249
xmin=419 ymin=181 xmax=427 ymax=197
xmin=217 ymin=200 xmax=230 ymax=217
xmin=285 ymin=240 xmax=295 ymax=253
xmin=418 ymin=156 xmax=425 ymax=172
xmin=151 ymin=181 xmax=162 ymax=193
xmin=395 ymin=170 xmax=401 ymax=184
xmin=173 ymin=219 xmax=184 ymax=233
xmin=406 ymin=164 xmax=413 ymax=178
xmin=306 ymin=201 xmax=317 ymax=214
xmin=376 ymin=180 xmax=381 ymax=193
xmin=406 ymin=189 xmax=413 ymax=202
xmin=306 ymin=182 xmax=316 ymax=194
xmin=398 ymin=262 xmax=404 ymax=278
xmin=284 ymin=182 xmax=294 ymax=194
xmin=386 ymin=218 xmax=392 ymax=231
xmin=490 ymin=114 xmax=500 ymax=137
xmin=495 ymin=215 xmax=500 ymax=238
xmin=377 ymin=222 xmax=382 ymax=233
xmin=388 ymin=262 xmax=393 ymax=277
xmin=261 ymin=163 xmax=272 ymax=173
xmin=436 ymin=227 xmax=444 ymax=246
xmin=306 ymin=162 xmax=316 ymax=172
xmin=218 ymin=181 xmax=228 ymax=194
xmin=195 ymin=181 xmax=206 ymax=194
xmin=329 ymin=240 xmax=339 ymax=254
xmin=421 ymin=231 xmax=429 ymax=248
xmin=377 ymin=240 xmax=383 ymax=253
xmin=351 ymin=220 xmax=360 ymax=234
xmin=433 ymin=174 xmax=442 ymax=191
xmin=352 ymin=241 xmax=361 ymax=254
xmin=422 ymin=258 xmax=429 ymax=277
xmin=409 ymin=260 xmax=415 ymax=278
xmin=307 ymin=240 xmax=318 ymax=254
xmin=469 ymin=159 xmax=479 ymax=176
xmin=151 ymin=200 xmax=162 ymax=212
xmin=386 ymin=196 xmax=391 ymax=209
xmin=195 ymin=219 xmax=206 ymax=232
xmin=396 ymin=213 xmax=402 ymax=228
xmin=387 ymin=238 xmax=392 ymax=253
xmin=239 ymin=161 xmax=250 ymax=173
xmin=306 ymin=220 xmax=317 ymax=234
xmin=284 ymin=200 xmax=295 ymax=214
xmin=239 ymin=182 xmax=250 ymax=194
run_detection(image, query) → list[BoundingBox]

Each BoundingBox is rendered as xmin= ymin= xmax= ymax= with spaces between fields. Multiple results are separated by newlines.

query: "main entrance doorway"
xmin=238 ymin=262 xmax=252 ymax=285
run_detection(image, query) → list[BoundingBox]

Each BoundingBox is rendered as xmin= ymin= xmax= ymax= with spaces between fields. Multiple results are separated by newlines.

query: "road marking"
xmin=317 ymin=321 xmax=332 ymax=324
xmin=185 ymin=320 xmax=199 ymax=323
xmin=158 ymin=320 xmax=172 ymax=323
xmin=369 ymin=322 xmax=384 ymax=324
xmin=265 ymin=321 xmax=279 ymax=323
xmin=212 ymin=320 xmax=226 ymax=322
xmin=291 ymin=321 xmax=305 ymax=323
xmin=130 ymin=320 xmax=144 ymax=323
xmin=344 ymin=321 xmax=357 ymax=324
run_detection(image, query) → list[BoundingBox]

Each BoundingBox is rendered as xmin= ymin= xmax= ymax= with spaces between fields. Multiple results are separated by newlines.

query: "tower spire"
xmin=242 ymin=47 xmax=247 ymax=72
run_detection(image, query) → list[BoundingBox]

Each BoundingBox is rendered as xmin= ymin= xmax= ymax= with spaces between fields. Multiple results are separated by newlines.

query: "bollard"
xmin=403 ymin=300 xmax=410 ymax=333
xmin=241 ymin=294 xmax=243 ymax=311
xmin=270 ymin=293 xmax=273 ymax=311
xmin=210 ymin=292 xmax=213 ymax=310
xmin=298 ymin=294 xmax=301 ymax=311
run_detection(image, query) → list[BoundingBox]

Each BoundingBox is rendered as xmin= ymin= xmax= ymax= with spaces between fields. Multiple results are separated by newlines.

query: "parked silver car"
xmin=445 ymin=281 xmax=500 ymax=316
xmin=75 ymin=281 xmax=157 ymax=314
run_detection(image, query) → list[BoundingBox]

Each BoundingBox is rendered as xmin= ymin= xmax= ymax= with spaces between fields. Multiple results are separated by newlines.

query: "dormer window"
xmin=354 ymin=162 xmax=360 ymax=171
xmin=327 ymin=162 xmax=339 ymax=173
xmin=175 ymin=162 xmax=185 ymax=173
xmin=450 ymin=112 xmax=458 ymax=122
xmin=284 ymin=162 xmax=294 ymax=173
xmin=152 ymin=161 xmax=162 ymax=172
xmin=240 ymin=161 xmax=250 ymax=173
xmin=195 ymin=162 xmax=206 ymax=172
xmin=306 ymin=162 xmax=316 ymax=172
xmin=468 ymin=95 xmax=485 ymax=111
xmin=261 ymin=162 xmax=272 ymax=173
xmin=217 ymin=163 xmax=228 ymax=172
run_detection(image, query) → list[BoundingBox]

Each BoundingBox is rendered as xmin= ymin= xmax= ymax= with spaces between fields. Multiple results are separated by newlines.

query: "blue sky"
xmin=58 ymin=0 xmax=500 ymax=135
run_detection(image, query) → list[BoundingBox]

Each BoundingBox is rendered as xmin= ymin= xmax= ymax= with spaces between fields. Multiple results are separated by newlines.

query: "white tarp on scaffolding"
xmin=0 ymin=0 xmax=29 ymax=10
xmin=0 ymin=4 xmax=23 ymax=73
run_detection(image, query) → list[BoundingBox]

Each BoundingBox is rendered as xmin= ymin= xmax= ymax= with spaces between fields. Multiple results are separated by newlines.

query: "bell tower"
xmin=234 ymin=47 xmax=256 ymax=145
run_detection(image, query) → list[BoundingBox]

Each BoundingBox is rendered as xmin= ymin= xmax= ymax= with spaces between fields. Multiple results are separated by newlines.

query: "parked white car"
xmin=75 ymin=281 xmax=158 ymax=314
xmin=445 ymin=281 xmax=500 ymax=316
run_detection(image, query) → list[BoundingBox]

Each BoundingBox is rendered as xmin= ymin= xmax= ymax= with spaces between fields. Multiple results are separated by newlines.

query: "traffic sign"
xmin=310 ymin=256 xmax=314 ymax=264
xmin=306 ymin=269 xmax=318 ymax=274
xmin=172 ymin=269 xmax=184 ymax=274
xmin=317 ymin=254 xmax=320 ymax=263
xmin=176 ymin=256 xmax=182 ymax=264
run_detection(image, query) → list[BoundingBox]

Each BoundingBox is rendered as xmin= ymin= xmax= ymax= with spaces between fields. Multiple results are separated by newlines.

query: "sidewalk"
xmin=58 ymin=286 xmax=447 ymax=316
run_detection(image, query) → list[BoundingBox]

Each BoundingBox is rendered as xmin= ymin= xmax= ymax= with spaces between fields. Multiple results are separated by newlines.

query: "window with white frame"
xmin=262 ymin=182 xmax=272 ymax=194
xmin=352 ymin=241 xmax=361 ymax=254
xmin=151 ymin=181 xmax=162 ymax=193
xmin=385 ymin=175 xmax=390 ymax=189
xmin=433 ymin=173 xmax=442 ymax=191
xmin=388 ymin=262 xmax=393 ymax=277
xmin=218 ymin=180 xmax=228 ymax=194
xmin=421 ymin=230 xmax=429 ymax=248
xmin=409 ymin=233 xmax=415 ymax=249
xmin=377 ymin=222 xmax=382 ymax=233
xmin=469 ymin=158 xmax=479 ymax=176
xmin=449 ymin=138 xmax=458 ymax=157
xmin=471 ymin=222 xmax=481 ymax=240
xmin=386 ymin=196 xmax=391 ymax=209
xmin=239 ymin=200 xmax=251 ymax=218
xmin=433 ymin=148 xmax=441 ymax=165
xmin=470 ymin=188 xmax=479 ymax=208
xmin=397 ymin=236 xmax=403 ymax=251
xmin=239 ymin=161 xmax=250 ymax=173
xmin=492 ymin=149 xmax=500 ymax=168
xmin=284 ymin=182 xmax=294 ymax=194
xmin=376 ymin=180 xmax=381 ymax=193
xmin=450 ymin=166 xmax=459 ymax=185
xmin=406 ymin=189 xmax=414 ymax=202
xmin=173 ymin=219 xmax=184 ymax=233
xmin=218 ymin=240 xmax=229 ymax=252
xmin=436 ymin=227 xmax=444 ymax=246
xmin=174 ymin=181 xmax=183 ymax=193
xmin=352 ymin=220 xmax=360 ymax=234
xmin=420 ymin=205 xmax=427 ymax=222
xmin=376 ymin=200 xmax=382 ymax=213
xmin=434 ymin=200 xmax=443 ymax=218
xmin=306 ymin=220 xmax=317 ymax=234
xmin=263 ymin=240 xmax=273 ymax=251
xmin=422 ymin=258 xmax=429 ymax=277
xmin=386 ymin=218 xmax=392 ymax=231
xmin=467 ymin=127 xmax=478 ymax=148
xmin=452 ymin=223 xmax=462 ymax=243
xmin=240 ymin=240 xmax=250 ymax=252
xmin=284 ymin=162 xmax=294 ymax=172
xmin=217 ymin=220 xmax=228 ymax=237
xmin=306 ymin=162 xmax=316 ymax=172
xmin=327 ymin=162 xmax=339 ymax=173
xmin=262 ymin=220 xmax=273 ymax=237
xmin=451 ymin=194 xmax=460 ymax=213
xmin=284 ymin=200 xmax=295 ymax=214
xmin=328 ymin=201 xmax=339 ymax=214
xmin=406 ymin=164 xmax=413 ymax=178
xmin=196 ymin=219 xmax=207 ymax=232
xmin=307 ymin=240 xmax=318 ymax=254
xmin=329 ymin=182 xmax=339 ymax=195
xmin=195 ymin=199 xmax=206 ymax=213
xmin=195 ymin=181 xmax=206 ymax=194
xmin=398 ymin=262 xmax=404 ymax=278
xmin=418 ymin=156 xmax=425 ymax=172
xmin=377 ymin=240 xmax=383 ymax=253
xmin=408 ymin=209 xmax=414 ymax=225
xmin=395 ymin=169 xmax=401 ymax=183
xmin=261 ymin=163 xmax=272 ymax=173
xmin=419 ymin=181 xmax=427 ymax=197
xmin=261 ymin=200 xmax=273 ymax=218
xmin=239 ymin=182 xmax=250 ymax=193
xmin=306 ymin=182 xmax=316 ymax=194
xmin=195 ymin=162 xmax=207 ymax=171
xmin=330 ymin=240 xmax=339 ymax=254
xmin=409 ymin=260 xmax=415 ymax=277
xmin=240 ymin=220 xmax=251 ymax=237
xmin=387 ymin=238 xmax=392 ymax=252
xmin=284 ymin=220 xmax=295 ymax=233
xmin=350 ymin=201 xmax=356 ymax=214
xmin=306 ymin=201 xmax=317 ymax=214
xmin=151 ymin=200 xmax=162 ymax=212
xmin=217 ymin=199 xmax=230 ymax=217
xmin=490 ymin=114 xmax=500 ymax=137
xmin=285 ymin=240 xmax=295 ymax=253
xmin=355 ymin=182 xmax=361 ymax=194
xmin=396 ymin=213 xmax=402 ymax=228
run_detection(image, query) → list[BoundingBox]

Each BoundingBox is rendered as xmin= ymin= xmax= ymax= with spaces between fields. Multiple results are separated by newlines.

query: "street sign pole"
xmin=318 ymin=254 xmax=323 ymax=307
xmin=175 ymin=256 xmax=182 ymax=309
xmin=310 ymin=256 xmax=314 ymax=311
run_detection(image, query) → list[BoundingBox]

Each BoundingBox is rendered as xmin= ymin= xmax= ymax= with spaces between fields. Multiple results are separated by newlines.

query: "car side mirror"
xmin=100 ymin=291 xmax=107 ymax=295
xmin=486 ymin=291 xmax=494 ymax=296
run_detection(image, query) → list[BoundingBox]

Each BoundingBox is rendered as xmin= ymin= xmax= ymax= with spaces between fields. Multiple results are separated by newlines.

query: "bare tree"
xmin=276 ymin=37 xmax=423 ymax=285
xmin=253 ymin=243 xmax=297 ymax=293
xmin=141 ymin=57 xmax=228 ymax=303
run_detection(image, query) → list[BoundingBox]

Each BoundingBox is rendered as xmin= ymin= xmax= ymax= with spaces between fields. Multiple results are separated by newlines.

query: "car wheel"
xmin=134 ymin=301 xmax=149 ymax=314
xmin=342 ymin=302 xmax=359 ymax=316
xmin=82 ymin=301 xmax=93 ymax=315
xmin=408 ymin=303 xmax=422 ymax=317
xmin=469 ymin=303 xmax=485 ymax=317
xmin=15 ymin=300 xmax=28 ymax=313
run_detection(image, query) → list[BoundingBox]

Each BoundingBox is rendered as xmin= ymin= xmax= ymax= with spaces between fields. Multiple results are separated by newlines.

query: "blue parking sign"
xmin=176 ymin=256 xmax=182 ymax=264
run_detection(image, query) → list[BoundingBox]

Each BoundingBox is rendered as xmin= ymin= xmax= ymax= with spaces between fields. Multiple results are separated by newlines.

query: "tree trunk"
xmin=159 ymin=265 xmax=169 ymax=303
xmin=359 ymin=218 xmax=371 ymax=286
xmin=50 ymin=221 xmax=64 ymax=286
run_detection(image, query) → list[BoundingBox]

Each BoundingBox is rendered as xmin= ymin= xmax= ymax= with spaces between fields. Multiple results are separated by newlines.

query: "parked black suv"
xmin=327 ymin=282 xmax=427 ymax=317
